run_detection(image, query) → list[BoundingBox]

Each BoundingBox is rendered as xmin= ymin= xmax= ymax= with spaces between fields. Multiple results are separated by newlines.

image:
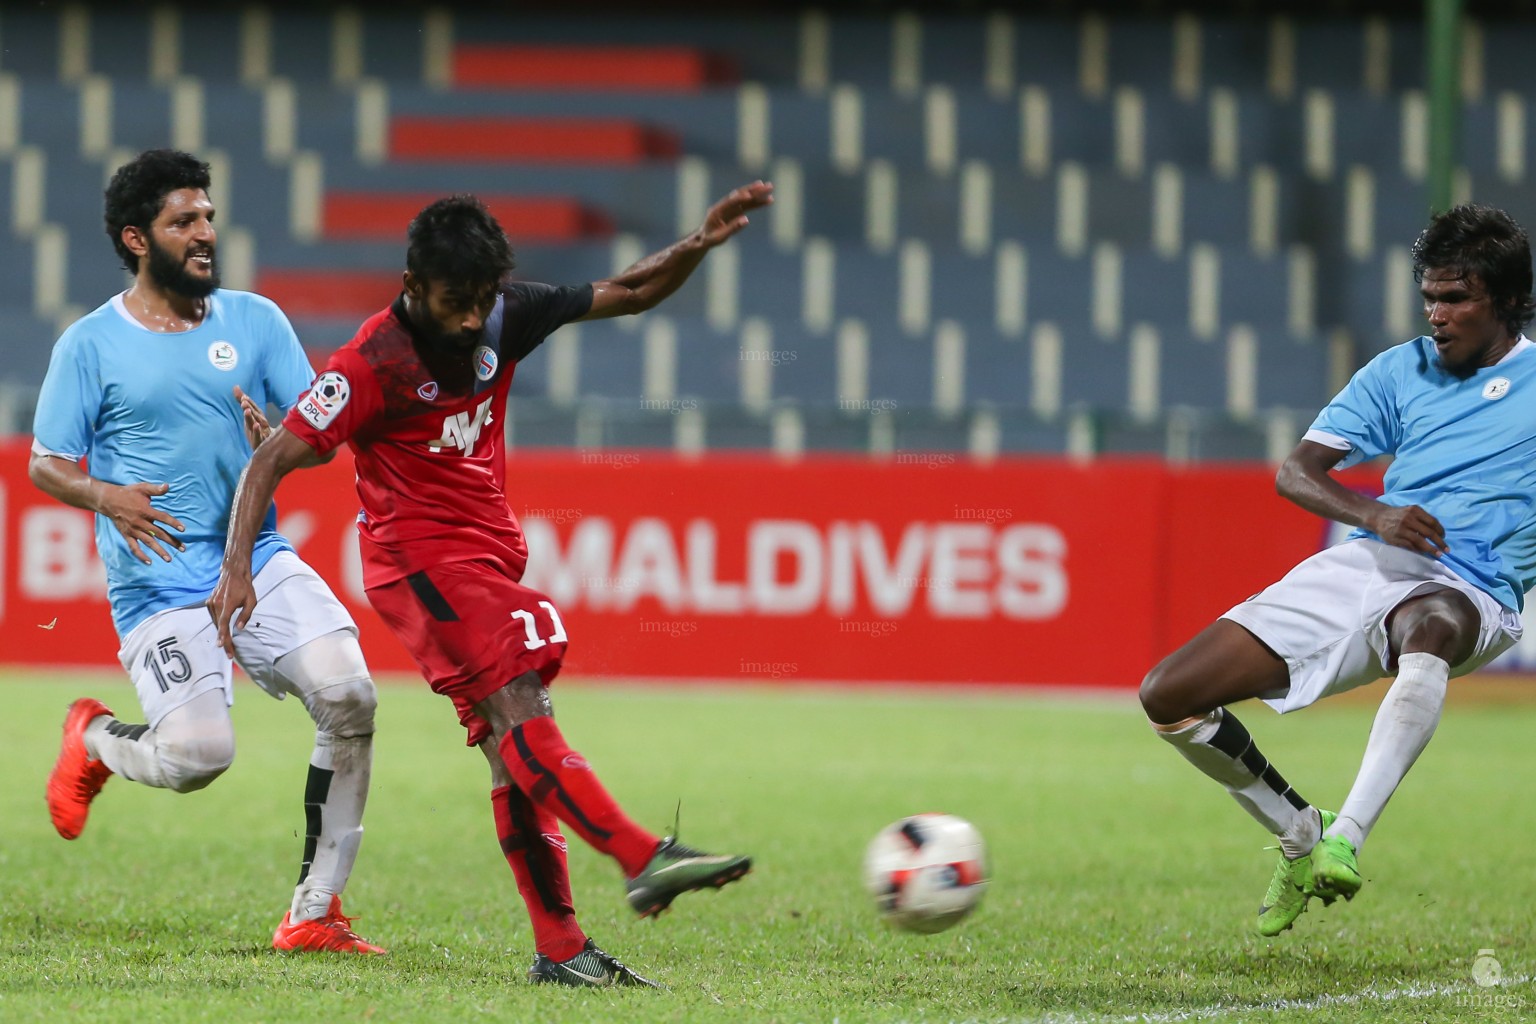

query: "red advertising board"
xmin=0 ymin=442 xmax=1366 ymax=686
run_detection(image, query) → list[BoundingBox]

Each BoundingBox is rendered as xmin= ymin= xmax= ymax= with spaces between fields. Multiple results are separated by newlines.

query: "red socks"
xmin=490 ymin=785 xmax=586 ymax=962
xmin=500 ymin=716 xmax=659 ymax=878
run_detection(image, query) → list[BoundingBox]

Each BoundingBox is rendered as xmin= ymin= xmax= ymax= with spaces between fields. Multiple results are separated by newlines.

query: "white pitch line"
xmin=934 ymin=972 xmax=1534 ymax=1024
xmin=1126 ymin=973 xmax=1532 ymax=1022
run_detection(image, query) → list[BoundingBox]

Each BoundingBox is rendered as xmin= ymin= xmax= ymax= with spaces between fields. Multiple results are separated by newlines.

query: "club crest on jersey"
xmin=417 ymin=380 xmax=439 ymax=401
xmin=473 ymin=345 xmax=498 ymax=381
xmin=1483 ymin=377 xmax=1512 ymax=400
xmin=207 ymin=341 xmax=238 ymax=371
xmin=298 ymin=371 xmax=351 ymax=429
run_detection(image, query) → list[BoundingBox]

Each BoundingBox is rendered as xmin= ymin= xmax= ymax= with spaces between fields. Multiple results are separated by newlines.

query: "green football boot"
xmin=1311 ymin=832 xmax=1363 ymax=903
xmin=625 ymin=836 xmax=752 ymax=918
xmin=1256 ymin=809 xmax=1335 ymax=937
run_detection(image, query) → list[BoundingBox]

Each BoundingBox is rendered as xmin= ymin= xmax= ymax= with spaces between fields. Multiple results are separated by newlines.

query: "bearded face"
xmin=145 ymin=228 xmax=219 ymax=299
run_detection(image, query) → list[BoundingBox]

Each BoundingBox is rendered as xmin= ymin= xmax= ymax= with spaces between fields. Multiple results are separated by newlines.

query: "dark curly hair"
xmin=1412 ymin=203 xmax=1536 ymax=336
xmin=103 ymin=149 xmax=212 ymax=273
xmin=406 ymin=195 xmax=516 ymax=289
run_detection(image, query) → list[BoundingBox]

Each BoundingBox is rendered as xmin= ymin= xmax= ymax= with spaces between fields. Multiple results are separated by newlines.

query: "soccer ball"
xmin=863 ymin=813 xmax=988 ymax=934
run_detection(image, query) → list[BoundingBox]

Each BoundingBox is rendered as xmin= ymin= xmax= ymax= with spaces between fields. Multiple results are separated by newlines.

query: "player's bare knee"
xmin=1139 ymin=662 xmax=1185 ymax=725
xmin=305 ymin=675 xmax=378 ymax=738
xmin=507 ymin=669 xmax=543 ymax=696
xmin=1396 ymin=614 xmax=1472 ymax=664
xmin=1400 ymin=607 xmax=1455 ymax=646
xmin=1392 ymin=592 xmax=1478 ymax=664
xmin=504 ymin=670 xmax=552 ymax=721
xmin=160 ymin=732 xmax=236 ymax=793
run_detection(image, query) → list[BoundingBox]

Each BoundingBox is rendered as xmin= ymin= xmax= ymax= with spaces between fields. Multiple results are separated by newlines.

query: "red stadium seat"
xmin=255 ymin=270 xmax=400 ymax=319
xmin=389 ymin=116 xmax=681 ymax=164
xmin=452 ymin=45 xmax=735 ymax=91
xmin=322 ymin=193 xmax=613 ymax=243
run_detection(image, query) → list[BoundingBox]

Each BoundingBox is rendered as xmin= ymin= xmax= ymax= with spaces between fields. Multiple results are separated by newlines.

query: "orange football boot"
xmin=46 ymin=698 xmax=115 ymax=840
xmin=273 ymin=895 xmax=387 ymax=954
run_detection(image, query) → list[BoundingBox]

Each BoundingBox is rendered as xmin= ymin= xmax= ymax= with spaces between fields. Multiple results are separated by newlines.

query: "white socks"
xmin=272 ymin=634 xmax=378 ymax=923
xmin=85 ymin=715 xmax=166 ymax=786
xmin=1325 ymin=652 xmax=1449 ymax=852
xmin=1279 ymin=807 xmax=1325 ymax=861
xmin=1152 ymin=708 xmax=1314 ymax=854
xmin=1155 ymin=652 xmax=1450 ymax=863
xmin=290 ymin=731 xmax=372 ymax=922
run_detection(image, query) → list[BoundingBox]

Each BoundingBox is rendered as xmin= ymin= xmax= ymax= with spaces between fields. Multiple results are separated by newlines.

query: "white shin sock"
xmin=272 ymin=633 xmax=378 ymax=923
xmin=87 ymin=716 xmax=167 ymax=788
xmin=1325 ymin=652 xmax=1449 ymax=852
xmin=1153 ymin=708 xmax=1315 ymax=856
xmin=291 ymin=730 xmax=372 ymax=922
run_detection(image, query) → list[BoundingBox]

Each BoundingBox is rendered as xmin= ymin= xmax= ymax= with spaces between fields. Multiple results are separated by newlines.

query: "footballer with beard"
xmin=212 ymin=183 xmax=772 ymax=987
xmin=30 ymin=149 xmax=384 ymax=954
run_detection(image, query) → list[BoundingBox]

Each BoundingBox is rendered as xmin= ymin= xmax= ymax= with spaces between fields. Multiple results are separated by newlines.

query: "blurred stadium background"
xmin=5 ymin=0 xmax=1536 ymax=686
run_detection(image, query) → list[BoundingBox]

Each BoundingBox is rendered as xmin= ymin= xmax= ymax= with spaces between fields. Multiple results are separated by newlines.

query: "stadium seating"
xmin=3 ymin=4 xmax=1531 ymax=460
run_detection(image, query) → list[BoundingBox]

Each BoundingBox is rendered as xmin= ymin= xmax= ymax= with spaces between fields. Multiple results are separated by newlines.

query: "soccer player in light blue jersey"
xmin=1140 ymin=204 xmax=1535 ymax=937
xmin=29 ymin=149 xmax=383 ymax=953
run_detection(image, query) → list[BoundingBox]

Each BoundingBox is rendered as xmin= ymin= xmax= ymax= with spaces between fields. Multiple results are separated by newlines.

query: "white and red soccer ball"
xmin=863 ymin=813 xmax=988 ymax=934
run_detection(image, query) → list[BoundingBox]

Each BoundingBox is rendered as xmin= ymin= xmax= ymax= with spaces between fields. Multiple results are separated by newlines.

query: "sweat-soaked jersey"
xmin=282 ymin=283 xmax=593 ymax=590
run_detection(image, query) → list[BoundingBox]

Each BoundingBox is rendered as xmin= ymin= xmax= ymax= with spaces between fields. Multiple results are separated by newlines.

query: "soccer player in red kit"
xmin=210 ymin=180 xmax=773 ymax=986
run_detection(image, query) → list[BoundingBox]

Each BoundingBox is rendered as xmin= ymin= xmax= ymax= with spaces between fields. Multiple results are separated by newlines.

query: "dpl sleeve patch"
xmin=297 ymin=371 xmax=352 ymax=430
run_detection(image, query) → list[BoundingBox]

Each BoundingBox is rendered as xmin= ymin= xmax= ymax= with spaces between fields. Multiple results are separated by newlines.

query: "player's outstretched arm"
xmin=1276 ymin=439 xmax=1448 ymax=556
xmin=209 ymin=425 xmax=326 ymax=655
xmin=579 ymin=180 xmax=774 ymax=321
xmin=28 ymin=452 xmax=186 ymax=564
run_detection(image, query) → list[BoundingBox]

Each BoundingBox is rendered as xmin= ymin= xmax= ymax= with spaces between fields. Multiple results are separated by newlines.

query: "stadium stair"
xmin=3 ymin=4 xmax=1524 ymax=453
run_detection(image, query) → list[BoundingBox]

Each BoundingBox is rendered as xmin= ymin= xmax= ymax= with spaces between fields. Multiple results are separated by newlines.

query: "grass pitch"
xmin=0 ymin=671 xmax=1532 ymax=1023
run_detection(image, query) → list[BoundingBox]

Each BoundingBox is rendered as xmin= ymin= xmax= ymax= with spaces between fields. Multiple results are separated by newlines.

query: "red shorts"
xmin=367 ymin=559 xmax=569 ymax=747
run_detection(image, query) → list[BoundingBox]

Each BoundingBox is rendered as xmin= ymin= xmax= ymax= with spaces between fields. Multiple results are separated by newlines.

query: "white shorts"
xmin=117 ymin=551 xmax=357 ymax=729
xmin=1221 ymin=539 xmax=1523 ymax=714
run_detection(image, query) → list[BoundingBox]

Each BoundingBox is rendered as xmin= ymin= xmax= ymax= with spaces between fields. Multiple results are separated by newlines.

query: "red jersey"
xmin=284 ymin=283 xmax=593 ymax=589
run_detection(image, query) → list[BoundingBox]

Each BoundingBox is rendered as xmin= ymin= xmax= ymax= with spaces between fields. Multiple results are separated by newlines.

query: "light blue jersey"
xmin=32 ymin=290 xmax=315 ymax=638
xmin=1308 ymin=335 xmax=1536 ymax=611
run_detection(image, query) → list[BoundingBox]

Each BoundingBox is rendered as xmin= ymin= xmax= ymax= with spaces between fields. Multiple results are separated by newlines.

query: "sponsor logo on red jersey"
xmin=426 ymin=395 xmax=494 ymax=454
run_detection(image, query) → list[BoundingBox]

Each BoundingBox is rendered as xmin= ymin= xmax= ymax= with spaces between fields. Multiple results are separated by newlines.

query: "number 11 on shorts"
xmin=511 ymin=601 xmax=568 ymax=651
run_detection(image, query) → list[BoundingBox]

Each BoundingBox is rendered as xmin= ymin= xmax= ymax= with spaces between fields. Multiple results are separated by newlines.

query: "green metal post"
xmin=1427 ymin=0 xmax=1463 ymax=214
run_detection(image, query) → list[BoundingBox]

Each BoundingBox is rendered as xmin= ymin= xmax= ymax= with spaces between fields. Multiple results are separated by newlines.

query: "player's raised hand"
xmin=99 ymin=481 xmax=186 ymax=564
xmin=1368 ymin=503 xmax=1448 ymax=556
xmin=207 ymin=567 xmax=257 ymax=658
xmin=700 ymin=181 xmax=774 ymax=247
xmin=234 ymin=385 xmax=272 ymax=449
